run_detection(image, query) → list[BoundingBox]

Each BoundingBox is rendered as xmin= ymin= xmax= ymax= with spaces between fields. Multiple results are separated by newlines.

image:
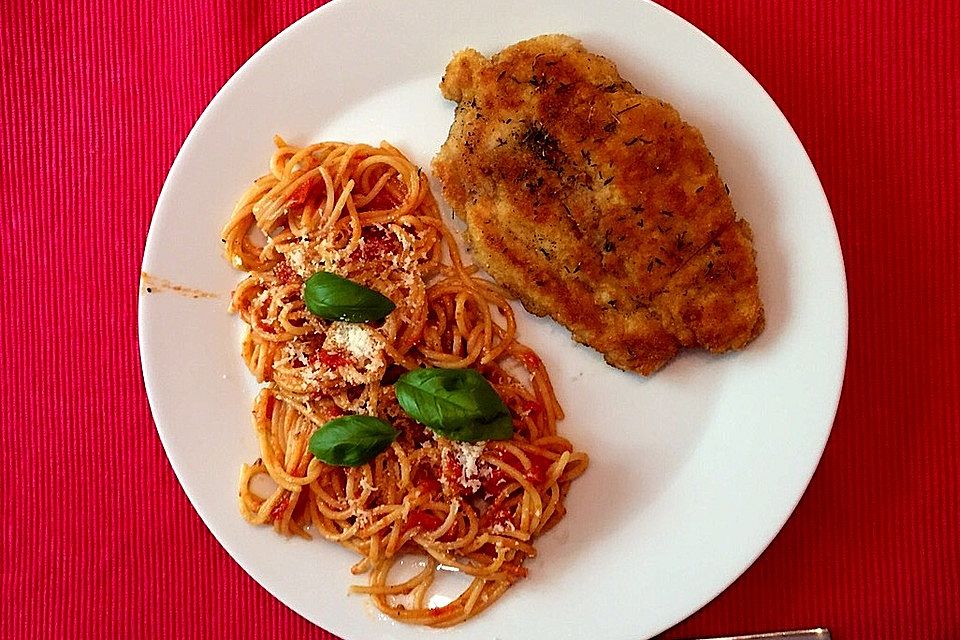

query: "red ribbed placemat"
xmin=3 ymin=1 xmax=957 ymax=638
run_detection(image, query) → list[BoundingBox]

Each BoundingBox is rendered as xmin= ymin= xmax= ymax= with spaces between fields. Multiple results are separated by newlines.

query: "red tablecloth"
xmin=4 ymin=1 xmax=958 ymax=638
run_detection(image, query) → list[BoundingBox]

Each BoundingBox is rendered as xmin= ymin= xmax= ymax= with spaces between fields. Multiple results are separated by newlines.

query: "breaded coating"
xmin=433 ymin=35 xmax=764 ymax=374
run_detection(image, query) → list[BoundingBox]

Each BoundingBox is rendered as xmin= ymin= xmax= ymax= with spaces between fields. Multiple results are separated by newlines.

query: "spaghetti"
xmin=222 ymin=137 xmax=588 ymax=626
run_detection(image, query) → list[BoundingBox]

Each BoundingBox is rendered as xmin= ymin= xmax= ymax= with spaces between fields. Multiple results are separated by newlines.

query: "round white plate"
xmin=139 ymin=1 xmax=847 ymax=638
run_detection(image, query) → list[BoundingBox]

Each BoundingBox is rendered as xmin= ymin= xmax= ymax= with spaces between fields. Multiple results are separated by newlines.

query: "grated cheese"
xmin=353 ymin=508 xmax=372 ymax=529
xmin=324 ymin=322 xmax=382 ymax=362
xmin=286 ymin=246 xmax=307 ymax=275
xmin=490 ymin=519 xmax=516 ymax=535
xmin=281 ymin=236 xmax=348 ymax=277
xmin=452 ymin=441 xmax=486 ymax=492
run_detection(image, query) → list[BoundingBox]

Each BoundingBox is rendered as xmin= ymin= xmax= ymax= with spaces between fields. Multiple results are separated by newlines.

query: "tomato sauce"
xmin=484 ymin=449 xmax=553 ymax=491
xmin=310 ymin=349 xmax=351 ymax=369
xmin=512 ymin=397 xmax=543 ymax=418
xmin=356 ymin=228 xmax=402 ymax=262
xmin=414 ymin=474 xmax=442 ymax=498
xmin=519 ymin=351 xmax=542 ymax=370
xmin=481 ymin=468 xmax=510 ymax=496
xmin=441 ymin=453 xmax=465 ymax=495
xmin=363 ymin=183 xmax=405 ymax=212
xmin=405 ymin=509 xmax=444 ymax=532
xmin=480 ymin=503 xmax=513 ymax=530
xmin=270 ymin=494 xmax=290 ymax=522
xmin=285 ymin=180 xmax=312 ymax=208
xmin=257 ymin=319 xmax=276 ymax=334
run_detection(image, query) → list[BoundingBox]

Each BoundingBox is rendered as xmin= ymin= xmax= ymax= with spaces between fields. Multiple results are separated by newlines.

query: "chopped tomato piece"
xmin=310 ymin=349 xmax=351 ymax=368
xmin=405 ymin=509 xmax=444 ymax=533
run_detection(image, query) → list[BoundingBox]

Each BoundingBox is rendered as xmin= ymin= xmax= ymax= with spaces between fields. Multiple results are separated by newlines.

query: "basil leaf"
xmin=395 ymin=368 xmax=514 ymax=442
xmin=308 ymin=415 xmax=398 ymax=467
xmin=303 ymin=271 xmax=396 ymax=322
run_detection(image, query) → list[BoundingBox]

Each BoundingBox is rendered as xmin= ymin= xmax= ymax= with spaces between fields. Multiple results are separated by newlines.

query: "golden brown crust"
xmin=650 ymin=219 xmax=765 ymax=351
xmin=433 ymin=35 xmax=764 ymax=374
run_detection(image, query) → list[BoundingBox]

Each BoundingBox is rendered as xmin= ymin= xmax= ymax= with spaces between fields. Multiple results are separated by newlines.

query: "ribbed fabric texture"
xmin=2 ymin=1 xmax=956 ymax=638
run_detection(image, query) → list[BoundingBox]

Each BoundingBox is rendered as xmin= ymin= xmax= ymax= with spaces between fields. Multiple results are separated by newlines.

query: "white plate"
xmin=138 ymin=1 xmax=847 ymax=638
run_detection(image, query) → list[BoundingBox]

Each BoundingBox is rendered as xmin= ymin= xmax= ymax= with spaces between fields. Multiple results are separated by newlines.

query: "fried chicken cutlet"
xmin=432 ymin=35 xmax=764 ymax=374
